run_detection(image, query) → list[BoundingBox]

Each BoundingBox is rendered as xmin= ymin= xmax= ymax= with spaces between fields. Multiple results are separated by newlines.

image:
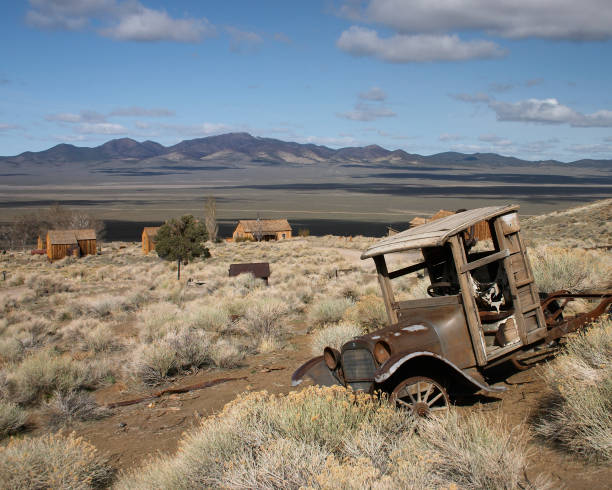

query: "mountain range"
xmin=2 ymin=132 xmax=610 ymax=168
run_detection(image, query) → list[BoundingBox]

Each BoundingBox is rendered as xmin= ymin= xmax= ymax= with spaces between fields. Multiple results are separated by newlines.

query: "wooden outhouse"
xmin=46 ymin=229 xmax=97 ymax=261
xmin=74 ymin=229 xmax=97 ymax=256
xmin=142 ymin=227 xmax=160 ymax=254
xmin=232 ymin=219 xmax=292 ymax=241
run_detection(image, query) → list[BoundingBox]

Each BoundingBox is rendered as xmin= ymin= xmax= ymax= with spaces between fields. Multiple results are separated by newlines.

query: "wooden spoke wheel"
xmin=391 ymin=376 xmax=450 ymax=417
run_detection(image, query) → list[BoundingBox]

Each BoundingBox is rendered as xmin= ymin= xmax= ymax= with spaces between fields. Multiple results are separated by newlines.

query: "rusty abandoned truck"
xmin=293 ymin=205 xmax=612 ymax=416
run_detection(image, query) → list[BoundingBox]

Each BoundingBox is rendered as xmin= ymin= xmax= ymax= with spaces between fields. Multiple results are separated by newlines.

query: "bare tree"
xmin=203 ymin=196 xmax=218 ymax=242
xmin=253 ymin=214 xmax=263 ymax=242
xmin=2 ymin=204 xmax=104 ymax=250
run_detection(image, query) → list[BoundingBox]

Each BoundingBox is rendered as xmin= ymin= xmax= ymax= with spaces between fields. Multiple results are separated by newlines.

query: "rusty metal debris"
xmin=106 ymin=376 xmax=247 ymax=409
xmin=293 ymin=205 xmax=612 ymax=417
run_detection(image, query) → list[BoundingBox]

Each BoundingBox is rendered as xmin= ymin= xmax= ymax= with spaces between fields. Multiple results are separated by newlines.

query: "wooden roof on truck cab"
xmin=361 ymin=205 xmax=518 ymax=259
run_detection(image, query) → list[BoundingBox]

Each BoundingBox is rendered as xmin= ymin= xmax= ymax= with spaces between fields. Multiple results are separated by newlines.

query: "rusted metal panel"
xmin=229 ymin=262 xmax=270 ymax=281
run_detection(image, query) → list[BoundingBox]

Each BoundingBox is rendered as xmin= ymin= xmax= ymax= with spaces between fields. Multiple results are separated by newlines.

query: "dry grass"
xmin=529 ymin=245 xmax=612 ymax=292
xmin=533 ymin=316 xmax=612 ymax=461
xmin=0 ymin=400 xmax=27 ymax=439
xmin=311 ymin=322 xmax=363 ymax=356
xmin=0 ymin=432 xmax=114 ymax=488
xmin=117 ymin=385 xmax=538 ymax=489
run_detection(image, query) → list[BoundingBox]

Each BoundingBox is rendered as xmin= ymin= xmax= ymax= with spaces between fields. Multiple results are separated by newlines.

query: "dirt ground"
xmin=23 ymin=317 xmax=610 ymax=488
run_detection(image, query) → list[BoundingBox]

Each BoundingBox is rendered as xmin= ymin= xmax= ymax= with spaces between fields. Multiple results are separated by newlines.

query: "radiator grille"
xmin=342 ymin=349 xmax=374 ymax=392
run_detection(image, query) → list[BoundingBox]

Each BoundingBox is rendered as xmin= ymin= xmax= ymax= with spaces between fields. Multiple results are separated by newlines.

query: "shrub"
xmin=529 ymin=246 xmax=611 ymax=292
xmin=117 ymin=386 xmax=537 ymax=489
xmin=311 ymin=322 xmax=362 ymax=356
xmin=0 ymin=337 xmax=24 ymax=364
xmin=533 ymin=317 xmax=612 ymax=461
xmin=43 ymin=390 xmax=110 ymax=427
xmin=210 ymin=338 xmax=244 ymax=368
xmin=241 ymin=298 xmax=289 ymax=343
xmin=0 ymin=432 xmax=114 ymax=488
xmin=7 ymin=349 xmax=109 ymax=405
xmin=343 ymin=295 xmax=387 ymax=332
xmin=308 ymin=297 xmax=354 ymax=327
xmin=132 ymin=342 xmax=178 ymax=386
xmin=0 ymin=400 xmax=27 ymax=439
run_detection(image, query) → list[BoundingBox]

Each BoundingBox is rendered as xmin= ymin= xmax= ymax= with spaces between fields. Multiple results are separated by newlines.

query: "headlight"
xmin=373 ymin=341 xmax=391 ymax=364
xmin=323 ymin=347 xmax=341 ymax=370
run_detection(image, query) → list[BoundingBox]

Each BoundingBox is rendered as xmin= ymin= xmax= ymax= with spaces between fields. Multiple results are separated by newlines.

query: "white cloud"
xmin=353 ymin=0 xmax=612 ymax=41
xmin=45 ymin=110 xmax=106 ymax=123
xmin=478 ymin=134 xmax=512 ymax=146
xmin=27 ymin=1 xmax=215 ymax=43
xmin=337 ymin=101 xmax=396 ymax=121
xmin=490 ymin=99 xmax=612 ymax=127
xmin=358 ymin=87 xmax=386 ymax=101
xmin=76 ymin=122 xmax=127 ymax=134
xmin=488 ymin=82 xmax=514 ymax=93
xmin=102 ymin=5 xmax=214 ymax=42
xmin=226 ymin=27 xmax=263 ymax=52
xmin=520 ymin=138 xmax=559 ymax=154
xmin=439 ymin=133 xmax=463 ymax=141
xmin=0 ymin=123 xmax=21 ymax=131
xmin=26 ymin=0 xmax=114 ymax=30
xmin=567 ymin=143 xmax=612 ymax=153
xmin=449 ymin=92 xmax=491 ymax=103
xmin=337 ymin=26 xmax=505 ymax=62
xmin=453 ymin=94 xmax=612 ymax=127
xmin=110 ymin=106 xmax=175 ymax=117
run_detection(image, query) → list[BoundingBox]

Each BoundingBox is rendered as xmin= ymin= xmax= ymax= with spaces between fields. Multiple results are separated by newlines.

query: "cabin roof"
xmin=47 ymin=230 xmax=78 ymax=245
xmin=238 ymin=219 xmax=291 ymax=233
xmin=143 ymin=227 xmax=160 ymax=237
xmin=74 ymin=229 xmax=96 ymax=240
xmin=47 ymin=229 xmax=96 ymax=245
xmin=361 ymin=205 xmax=518 ymax=259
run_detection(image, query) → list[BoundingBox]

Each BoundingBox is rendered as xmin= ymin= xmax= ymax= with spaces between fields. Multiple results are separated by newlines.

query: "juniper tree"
xmin=155 ymin=215 xmax=210 ymax=279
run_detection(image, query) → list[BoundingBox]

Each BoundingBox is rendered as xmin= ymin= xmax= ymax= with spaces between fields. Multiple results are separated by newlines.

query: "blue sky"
xmin=1 ymin=0 xmax=612 ymax=161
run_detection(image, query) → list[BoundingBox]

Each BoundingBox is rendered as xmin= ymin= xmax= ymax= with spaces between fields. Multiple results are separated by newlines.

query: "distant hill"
xmin=2 ymin=132 xmax=611 ymax=168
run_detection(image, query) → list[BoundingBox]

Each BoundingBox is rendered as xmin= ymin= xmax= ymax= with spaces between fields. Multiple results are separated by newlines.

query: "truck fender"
xmin=374 ymin=351 xmax=506 ymax=393
xmin=291 ymin=356 xmax=342 ymax=387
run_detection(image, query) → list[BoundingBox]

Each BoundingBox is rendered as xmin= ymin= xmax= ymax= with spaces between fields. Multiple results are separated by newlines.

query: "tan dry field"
xmin=1 ymin=199 xmax=611 ymax=488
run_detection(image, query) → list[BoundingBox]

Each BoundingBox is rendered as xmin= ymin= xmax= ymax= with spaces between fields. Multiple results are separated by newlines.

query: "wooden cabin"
xmin=37 ymin=235 xmax=44 ymax=250
xmin=229 ymin=262 xmax=270 ymax=285
xmin=430 ymin=209 xmax=455 ymax=221
xmin=74 ymin=229 xmax=97 ymax=256
xmin=232 ymin=219 xmax=292 ymax=241
xmin=46 ymin=229 xmax=96 ymax=261
xmin=142 ymin=227 xmax=160 ymax=254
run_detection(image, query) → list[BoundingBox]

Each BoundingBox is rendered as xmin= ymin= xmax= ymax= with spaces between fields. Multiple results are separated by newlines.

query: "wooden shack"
xmin=46 ymin=229 xmax=96 ymax=261
xmin=142 ymin=227 xmax=160 ymax=254
xmin=232 ymin=219 xmax=292 ymax=241
xmin=74 ymin=229 xmax=97 ymax=255
xmin=229 ymin=262 xmax=270 ymax=285
xmin=37 ymin=235 xmax=44 ymax=250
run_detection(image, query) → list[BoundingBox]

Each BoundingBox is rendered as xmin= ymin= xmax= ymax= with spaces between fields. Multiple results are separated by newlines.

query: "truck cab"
xmin=293 ymin=205 xmax=551 ymax=415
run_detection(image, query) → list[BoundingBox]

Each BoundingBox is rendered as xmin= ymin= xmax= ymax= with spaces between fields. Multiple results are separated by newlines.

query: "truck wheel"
xmin=391 ymin=376 xmax=450 ymax=417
